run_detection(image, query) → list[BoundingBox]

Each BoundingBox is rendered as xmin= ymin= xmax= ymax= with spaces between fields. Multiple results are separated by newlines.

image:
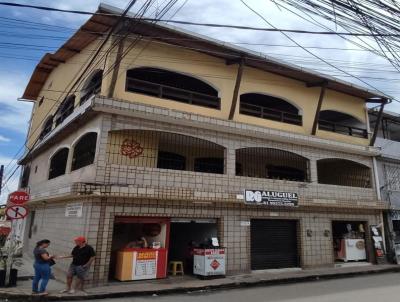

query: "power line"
xmin=1 ymin=0 xmax=178 ymax=188
xmin=239 ymin=0 xmax=396 ymax=103
xmin=3 ymin=2 xmax=400 ymax=37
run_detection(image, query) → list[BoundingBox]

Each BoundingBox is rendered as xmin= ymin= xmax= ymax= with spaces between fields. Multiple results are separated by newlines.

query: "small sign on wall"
xmin=65 ymin=203 xmax=83 ymax=218
xmin=244 ymin=190 xmax=298 ymax=207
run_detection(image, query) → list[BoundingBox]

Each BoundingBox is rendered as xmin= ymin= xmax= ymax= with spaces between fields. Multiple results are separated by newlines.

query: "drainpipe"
xmin=372 ymin=156 xmax=381 ymax=200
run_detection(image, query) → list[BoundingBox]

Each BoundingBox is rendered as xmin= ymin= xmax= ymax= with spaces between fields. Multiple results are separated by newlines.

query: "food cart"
xmin=115 ymin=248 xmax=168 ymax=281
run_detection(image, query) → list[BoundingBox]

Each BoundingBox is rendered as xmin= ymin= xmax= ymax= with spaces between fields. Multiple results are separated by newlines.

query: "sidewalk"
xmin=2 ymin=263 xmax=400 ymax=301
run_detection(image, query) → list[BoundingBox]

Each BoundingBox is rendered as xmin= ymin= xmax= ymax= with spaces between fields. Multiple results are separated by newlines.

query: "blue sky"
xmin=0 ymin=0 xmax=399 ymax=202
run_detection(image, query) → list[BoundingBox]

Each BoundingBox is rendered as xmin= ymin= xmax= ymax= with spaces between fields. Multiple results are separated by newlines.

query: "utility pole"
xmin=0 ymin=165 xmax=4 ymax=196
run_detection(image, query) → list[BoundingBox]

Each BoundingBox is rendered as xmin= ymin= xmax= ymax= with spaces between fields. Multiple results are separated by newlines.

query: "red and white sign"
xmin=6 ymin=205 xmax=28 ymax=220
xmin=8 ymin=191 xmax=30 ymax=205
xmin=193 ymin=248 xmax=226 ymax=276
xmin=132 ymin=250 xmax=158 ymax=280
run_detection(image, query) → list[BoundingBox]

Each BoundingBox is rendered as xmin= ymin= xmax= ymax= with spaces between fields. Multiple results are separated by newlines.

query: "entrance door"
xmin=169 ymin=219 xmax=218 ymax=274
xmin=251 ymin=219 xmax=298 ymax=270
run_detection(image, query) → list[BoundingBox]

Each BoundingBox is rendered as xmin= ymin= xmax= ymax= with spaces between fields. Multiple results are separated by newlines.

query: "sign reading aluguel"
xmin=244 ymin=190 xmax=298 ymax=207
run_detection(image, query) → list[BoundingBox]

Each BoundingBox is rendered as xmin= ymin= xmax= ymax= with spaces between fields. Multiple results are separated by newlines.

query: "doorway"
xmin=251 ymin=219 xmax=299 ymax=270
xmin=168 ymin=218 xmax=218 ymax=274
xmin=332 ymin=221 xmax=367 ymax=263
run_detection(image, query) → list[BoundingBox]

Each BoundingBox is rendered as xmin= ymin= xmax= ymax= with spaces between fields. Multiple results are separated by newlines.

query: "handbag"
xmin=49 ymin=259 xmax=56 ymax=266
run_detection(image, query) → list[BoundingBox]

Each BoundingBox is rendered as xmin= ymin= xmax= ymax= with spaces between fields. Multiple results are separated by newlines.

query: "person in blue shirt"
xmin=32 ymin=239 xmax=54 ymax=295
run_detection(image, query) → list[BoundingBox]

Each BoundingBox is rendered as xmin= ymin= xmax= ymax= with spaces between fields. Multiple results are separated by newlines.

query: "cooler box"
xmin=193 ymin=248 xmax=226 ymax=277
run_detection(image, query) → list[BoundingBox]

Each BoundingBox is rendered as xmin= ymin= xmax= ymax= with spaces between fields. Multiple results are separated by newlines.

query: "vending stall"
xmin=112 ymin=217 xmax=170 ymax=281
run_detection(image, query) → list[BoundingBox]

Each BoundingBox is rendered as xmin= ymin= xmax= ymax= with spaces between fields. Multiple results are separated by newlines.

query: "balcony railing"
xmin=126 ymin=78 xmax=221 ymax=109
xmin=318 ymin=120 xmax=368 ymax=138
xmin=239 ymin=102 xmax=303 ymax=126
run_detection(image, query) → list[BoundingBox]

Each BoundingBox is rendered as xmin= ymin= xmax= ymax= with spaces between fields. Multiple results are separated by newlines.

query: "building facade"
xmin=370 ymin=110 xmax=400 ymax=261
xmin=19 ymin=4 xmax=388 ymax=285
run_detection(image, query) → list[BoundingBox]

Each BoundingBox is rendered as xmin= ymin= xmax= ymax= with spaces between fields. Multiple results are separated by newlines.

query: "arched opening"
xmin=39 ymin=115 xmax=53 ymax=139
xmin=318 ymin=110 xmax=367 ymax=138
xmin=55 ymin=95 xmax=75 ymax=126
xmin=236 ymin=148 xmax=309 ymax=182
xmin=194 ymin=157 xmax=224 ymax=174
xmin=317 ymin=158 xmax=371 ymax=187
xmin=126 ymin=67 xmax=220 ymax=109
xmin=157 ymin=151 xmax=186 ymax=170
xmin=48 ymin=148 xmax=69 ymax=179
xmin=107 ymin=130 xmax=225 ymax=174
xmin=71 ymin=132 xmax=97 ymax=171
xmin=80 ymin=70 xmax=103 ymax=105
xmin=240 ymin=93 xmax=302 ymax=125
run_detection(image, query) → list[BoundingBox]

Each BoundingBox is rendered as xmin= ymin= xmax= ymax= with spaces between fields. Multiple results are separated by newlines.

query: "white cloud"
xmin=0 ymin=71 xmax=33 ymax=133
xmin=0 ymin=135 xmax=10 ymax=143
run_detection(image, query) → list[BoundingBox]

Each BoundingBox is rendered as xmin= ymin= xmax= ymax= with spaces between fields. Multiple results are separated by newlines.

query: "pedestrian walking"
xmin=32 ymin=239 xmax=54 ymax=295
xmin=59 ymin=236 xmax=95 ymax=294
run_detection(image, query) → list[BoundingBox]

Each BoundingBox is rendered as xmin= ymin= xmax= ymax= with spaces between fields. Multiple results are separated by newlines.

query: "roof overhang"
xmin=21 ymin=3 xmax=391 ymax=101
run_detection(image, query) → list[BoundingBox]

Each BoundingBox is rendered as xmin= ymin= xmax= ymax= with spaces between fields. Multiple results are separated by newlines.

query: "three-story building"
xmin=20 ymin=4 xmax=389 ymax=285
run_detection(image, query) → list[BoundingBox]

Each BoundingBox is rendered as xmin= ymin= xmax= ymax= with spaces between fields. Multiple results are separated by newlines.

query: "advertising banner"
xmin=244 ymin=190 xmax=298 ymax=207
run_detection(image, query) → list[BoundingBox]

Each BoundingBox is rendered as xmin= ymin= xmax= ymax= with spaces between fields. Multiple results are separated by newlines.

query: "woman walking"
xmin=32 ymin=239 xmax=54 ymax=295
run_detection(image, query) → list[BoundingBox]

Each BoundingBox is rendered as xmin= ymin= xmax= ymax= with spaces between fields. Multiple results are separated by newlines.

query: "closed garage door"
xmin=251 ymin=219 xmax=299 ymax=270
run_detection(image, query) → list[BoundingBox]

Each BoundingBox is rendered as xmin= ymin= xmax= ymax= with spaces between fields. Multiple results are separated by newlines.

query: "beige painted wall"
xmin=27 ymin=37 xmax=369 ymax=148
xmin=26 ymin=116 xmax=102 ymax=192
xmin=27 ymin=39 xmax=107 ymax=148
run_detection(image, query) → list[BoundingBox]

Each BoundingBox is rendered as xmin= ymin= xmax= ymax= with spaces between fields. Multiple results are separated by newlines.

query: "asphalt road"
xmin=86 ymin=272 xmax=400 ymax=302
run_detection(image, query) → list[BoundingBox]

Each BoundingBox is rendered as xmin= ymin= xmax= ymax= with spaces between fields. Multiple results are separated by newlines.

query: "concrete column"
xmin=225 ymin=148 xmax=236 ymax=176
xmin=309 ymin=158 xmax=318 ymax=183
xmin=95 ymin=114 xmax=113 ymax=183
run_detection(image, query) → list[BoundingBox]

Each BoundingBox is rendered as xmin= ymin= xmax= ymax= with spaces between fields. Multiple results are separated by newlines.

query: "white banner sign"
xmin=65 ymin=203 xmax=83 ymax=218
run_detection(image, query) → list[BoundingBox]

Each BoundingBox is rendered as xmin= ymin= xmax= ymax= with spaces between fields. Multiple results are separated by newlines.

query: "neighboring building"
xmin=19 ymin=4 xmax=389 ymax=285
xmin=369 ymin=110 xmax=400 ymax=260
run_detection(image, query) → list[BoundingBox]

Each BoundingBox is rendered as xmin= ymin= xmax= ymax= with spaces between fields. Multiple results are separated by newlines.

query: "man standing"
xmin=60 ymin=236 xmax=95 ymax=294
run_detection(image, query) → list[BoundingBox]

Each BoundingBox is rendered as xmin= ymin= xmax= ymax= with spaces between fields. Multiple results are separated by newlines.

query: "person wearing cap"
xmin=58 ymin=236 xmax=95 ymax=294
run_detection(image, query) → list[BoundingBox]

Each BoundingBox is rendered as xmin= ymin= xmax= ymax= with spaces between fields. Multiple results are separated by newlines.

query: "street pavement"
xmin=75 ymin=272 xmax=400 ymax=302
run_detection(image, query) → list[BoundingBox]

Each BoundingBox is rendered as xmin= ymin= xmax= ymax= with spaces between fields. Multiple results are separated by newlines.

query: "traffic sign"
xmin=8 ymin=191 xmax=30 ymax=205
xmin=6 ymin=205 xmax=28 ymax=220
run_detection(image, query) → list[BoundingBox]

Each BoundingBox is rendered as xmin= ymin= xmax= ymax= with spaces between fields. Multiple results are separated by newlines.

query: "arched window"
xmin=39 ymin=115 xmax=53 ymax=139
xmin=126 ymin=67 xmax=220 ymax=109
xmin=236 ymin=148 xmax=309 ymax=182
xmin=80 ymin=70 xmax=103 ymax=105
xmin=318 ymin=110 xmax=367 ymax=138
xmin=20 ymin=165 xmax=31 ymax=188
xmin=48 ymin=148 xmax=69 ymax=179
xmin=194 ymin=157 xmax=224 ymax=174
xmin=157 ymin=151 xmax=186 ymax=170
xmin=55 ymin=95 xmax=75 ymax=126
xmin=71 ymin=132 xmax=97 ymax=171
xmin=240 ymin=93 xmax=302 ymax=125
xmin=107 ymin=130 xmax=225 ymax=174
xmin=317 ymin=158 xmax=371 ymax=187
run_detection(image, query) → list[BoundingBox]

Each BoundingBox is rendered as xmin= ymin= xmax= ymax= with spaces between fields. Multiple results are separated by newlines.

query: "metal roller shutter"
xmin=251 ymin=219 xmax=299 ymax=270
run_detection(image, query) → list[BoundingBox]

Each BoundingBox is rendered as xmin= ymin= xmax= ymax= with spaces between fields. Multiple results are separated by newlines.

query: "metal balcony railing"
xmin=239 ymin=102 xmax=303 ymax=126
xmin=318 ymin=119 xmax=368 ymax=138
xmin=126 ymin=78 xmax=221 ymax=109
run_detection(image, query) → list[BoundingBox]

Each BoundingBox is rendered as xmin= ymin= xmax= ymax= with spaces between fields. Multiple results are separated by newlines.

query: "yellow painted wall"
xmin=28 ymin=37 xmax=370 ymax=148
xmin=27 ymin=38 xmax=108 ymax=148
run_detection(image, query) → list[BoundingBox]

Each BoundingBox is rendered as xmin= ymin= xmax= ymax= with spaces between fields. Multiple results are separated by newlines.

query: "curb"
xmin=2 ymin=266 xmax=400 ymax=301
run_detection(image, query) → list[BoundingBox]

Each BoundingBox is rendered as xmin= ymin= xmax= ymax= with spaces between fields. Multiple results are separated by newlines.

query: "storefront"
xmin=245 ymin=190 xmax=300 ymax=270
xmin=111 ymin=217 xmax=169 ymax=281
xmin=110 ymin=216 xmax=222 ymax=280
xmin=251 ymin=219 xmax=299 ymax=270
xmin=169 ymin=218 xmax=219 ymax=274
xmin=332 ymin=221 xmax=367 ymax=263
